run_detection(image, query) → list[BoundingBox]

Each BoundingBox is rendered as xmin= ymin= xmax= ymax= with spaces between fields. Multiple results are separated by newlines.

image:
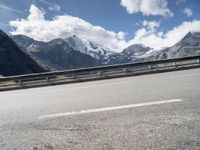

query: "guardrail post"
xmin=98 ymin=71 xmax=103 ymax=76
xmin=123 ymin=68 xmax=127 ymax=72
xmin=72 ymin=74 xmax=77 ymax=79
xmin=197 ymin=59 xmax=200 ymax=64
xmin=149 ymin=65 xmax=153 ymax=70
xmin=18 ymin=80 xmax=23 ymax=86
xmin=46 ymin=77 xmax=49 ymax=82
xmin=173 ymin=62 xmax=177 ymax=67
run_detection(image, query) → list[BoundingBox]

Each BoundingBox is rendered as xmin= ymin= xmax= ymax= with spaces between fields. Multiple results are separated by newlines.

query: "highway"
xmin=0 ymin=68 xmax=200 ymax=150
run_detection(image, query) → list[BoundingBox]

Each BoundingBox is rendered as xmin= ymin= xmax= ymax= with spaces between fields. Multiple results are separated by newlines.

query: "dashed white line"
xmin=39 ymin=99 xmax=183 ymax=119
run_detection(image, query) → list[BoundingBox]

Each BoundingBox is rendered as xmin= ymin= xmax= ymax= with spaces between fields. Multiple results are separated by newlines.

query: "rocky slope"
xmin=0 ymin=30 xmax=46 ymax=76
xmin=148 ymin=32 xmax=200 ymax=60
xmin=12 ymin=35 xmax=101 ymax=71
xmin=107 ymin=44 xmax=153 ymax=64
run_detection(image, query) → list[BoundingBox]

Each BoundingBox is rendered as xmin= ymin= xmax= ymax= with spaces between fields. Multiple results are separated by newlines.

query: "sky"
xmin=0 ymin=0 xmax=200 ymax=52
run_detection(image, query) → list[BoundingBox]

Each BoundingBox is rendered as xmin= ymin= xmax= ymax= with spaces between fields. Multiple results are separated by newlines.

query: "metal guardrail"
xmin=0 ymin=55 xmax=200 ymax=91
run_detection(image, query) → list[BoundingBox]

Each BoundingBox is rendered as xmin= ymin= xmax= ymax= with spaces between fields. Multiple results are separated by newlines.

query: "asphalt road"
xmin=0 ymin=68 xmax=200 ymax=150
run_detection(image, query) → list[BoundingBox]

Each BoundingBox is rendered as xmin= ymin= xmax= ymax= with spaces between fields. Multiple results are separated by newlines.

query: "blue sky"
xmin=0 ymin=0 xmax=200 ymax=51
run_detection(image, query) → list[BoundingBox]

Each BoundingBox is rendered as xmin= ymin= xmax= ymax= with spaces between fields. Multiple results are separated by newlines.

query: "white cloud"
xmin=117 ymin=31 xmax=126 ymax=40
xmin=183 ymin=8 xmax=193 ymax=17
xmin=143 ymin=20 xmax=160 ymax=30
xmin=129 ymin=20 xmax=200 ymax=49
xmin=48 ymin=5 xmax=61 ymax=12
xmin=9 ymin=5 xmax=127 ymax=52
xmin=120 ymin=0 xmax=173 ymax=17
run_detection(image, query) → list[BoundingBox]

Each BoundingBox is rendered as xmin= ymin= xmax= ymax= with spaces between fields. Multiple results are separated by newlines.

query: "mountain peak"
xmin=122 ymin=44 xmax=151 ymax=54
xmin=186 ymin=31 xmax=192 ymax=36
xmin=0 ymin=29 xmax=6 ymax=35
xmin=49 ymin=38 xmax=65 ymax=45
xmin=181 ymin=31 xmax=200 ymax=42
xmin=72 ymin=35 xmax=78 ymax=38
xmin=184 ymin=31 xmax=200 ymax=38
xmin=0 ymin=29 xmax=11 ymax=41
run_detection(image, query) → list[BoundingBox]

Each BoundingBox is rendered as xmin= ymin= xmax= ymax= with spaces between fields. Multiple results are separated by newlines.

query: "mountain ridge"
xmin=12 ymin=34 xmax=101 ymax=71
xmin=11 ymin=31 xmax=200 ymax=71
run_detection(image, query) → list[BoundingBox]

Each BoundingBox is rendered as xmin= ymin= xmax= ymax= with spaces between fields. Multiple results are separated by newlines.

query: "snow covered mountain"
xmin=65 ymin=35 xmax=116 ymax=61
xmin=106 ymin=32 xmax=200 ymax=64
xmin=148 ymin=32 xmax=200 ymax=60
xmin=106 ymin=44 xmax=153 ymax=64
xmin=12 ymin=35 xmax=46 ymax=52
xmin=12 ymin=35 xmax=101 ymax=71
xmin=11 ymin=31 xmax=200 ymax=69
xmin=12 ymin=34 xmax=115 ymax=62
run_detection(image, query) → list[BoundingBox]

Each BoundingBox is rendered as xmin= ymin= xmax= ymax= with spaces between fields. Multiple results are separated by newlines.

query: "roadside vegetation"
xmin=0 ymin=75 xmax=16 ymax=89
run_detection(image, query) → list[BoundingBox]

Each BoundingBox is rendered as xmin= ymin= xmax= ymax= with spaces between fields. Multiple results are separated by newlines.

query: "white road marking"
xmin=39 ymin=99 xmax=183 ymax=119
xmin=170 ymin=73 xmax=200 ymax=78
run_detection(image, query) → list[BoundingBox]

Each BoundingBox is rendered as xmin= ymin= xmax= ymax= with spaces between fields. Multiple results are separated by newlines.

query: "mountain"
xmin=12 ymin=34 xmax=46 ymax=53
xmin=107 ymin=32 xmax=200 ymax=64
xmin=148 ymin=32 xmax=200 ymax=60
xmin=13 ymin=34 xmax=115 ymax=62
xmin=12 ymin=35 xmax=101 ymax=71
xmin=106 ymin=44 xmax=153 ymax=64
xmin=0 ymin=30 xmax=46 ymax=76
xmin=12 ymin=32 xmax=200 ymax=70
xmin=64 ymin=35 xmax=115 ymax=62
xmin=13 ymin=34 xmax=153 ymax=66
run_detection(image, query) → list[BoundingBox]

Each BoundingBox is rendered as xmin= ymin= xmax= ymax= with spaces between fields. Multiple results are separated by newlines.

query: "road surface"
xmin=0 ymin=68 xmax=200 ymax=150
